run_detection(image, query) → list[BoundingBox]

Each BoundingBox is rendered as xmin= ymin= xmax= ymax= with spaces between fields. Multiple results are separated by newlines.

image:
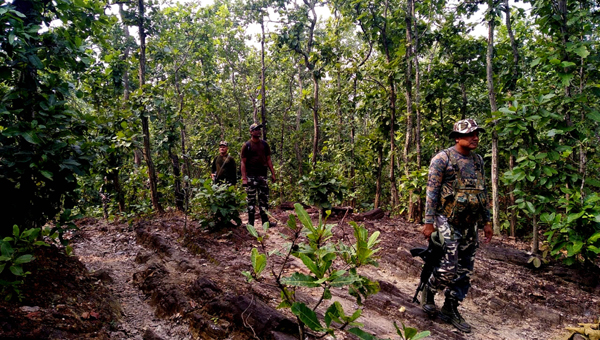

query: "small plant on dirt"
xmin=190 ymin=178 xmax=246 ymax=230
xmin=541 ymin=190 xmax=600 ymax=266
xmin=0 ymin=225 xmax=48 ymax=300
xmin=348 ymin=321 xmax=430 ymax=340
xmin=242 ymin=203 xmax=381 ymax=339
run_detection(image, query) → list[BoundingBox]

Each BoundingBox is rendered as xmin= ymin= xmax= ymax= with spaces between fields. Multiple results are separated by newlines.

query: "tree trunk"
xmin=169 ymin=146 xmax=184 ymax=211
xmin=532 ymin=214 xmax=539 ymax=253
xmin=311 ymin=71 xmax=320 ymax=167
xmin=138 ymin=0 xmax=164 ymax=214
xmin=295 ymin=70 xmax=304 ymax=179
xmin=403 ymin=0 xmax=414 ymax=179
xmin=383 ymin=0 xmax=399 ymax=210
xmin=486 ymin=0 xmax=499 ymax=235
xmin=260 ymin=18 xmax=268 ymax=141
xmin=374 ymin=146 xmax=383 ymax=209
xmin=509 ymin=154 xmax=516 ymax=237
xmin=504 ymin=0 xmax=519 ymax=92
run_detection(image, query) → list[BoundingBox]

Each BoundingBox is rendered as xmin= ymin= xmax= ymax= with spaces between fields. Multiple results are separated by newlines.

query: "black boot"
xmin=440 ymin=295 xmax=471 ymax=333
xmin=420 ymin=286 xmax=437 ymax=316
xmin=247 ymin=212 xmax=255 ymax=227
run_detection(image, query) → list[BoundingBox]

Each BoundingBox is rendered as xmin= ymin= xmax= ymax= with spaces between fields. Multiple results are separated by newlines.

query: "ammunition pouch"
xmin=438 ymin=150 xmax=487 ymax=226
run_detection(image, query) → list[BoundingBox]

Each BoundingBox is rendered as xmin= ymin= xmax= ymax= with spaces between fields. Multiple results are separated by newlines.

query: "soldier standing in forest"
xmin=211 ymin=141 xmax=237 ymax=186
xmin=420 ymin=118 xmax=494 ymax=333
xmin=241 ymin=123 xmax=277 ymax=227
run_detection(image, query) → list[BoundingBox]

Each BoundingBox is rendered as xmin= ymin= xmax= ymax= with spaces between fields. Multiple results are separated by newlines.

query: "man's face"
xmin=219 ymin=145 xmax=228 ymax=155
xmin=456 ymin=131 xmax=480 ymax=150
xmin=251 ymin=128 xmax=262 ymax=138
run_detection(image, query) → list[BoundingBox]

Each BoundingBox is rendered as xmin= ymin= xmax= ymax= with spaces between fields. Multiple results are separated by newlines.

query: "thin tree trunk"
xmin=486 ymin=0 xmax=499 ymax=235
xmin=504 ymin=0 xmax=519 ymax=91
xmin=138 ymin=0 xmax=164 ymax=214
xmin=374 ymin=146 xmax=383 ymax=209
xmin=169 ymin=146 xmax=184 ymax=211
xmin=260 ymin=18 xmax=268 ymax=140
xmin=509 ymin=154 xmax=516 ymax=237
xmin=383 ymin=0 xmax=399 ymax=210
xmin=403 ymin=0 xmax=414 ymax=179
xmin=311 ymin=72 xmax=320 ymax=167
xmin=295 ymin=70 xmax=304 ymax=179
xmin=532 ymin=214 xmax=539 ymax=253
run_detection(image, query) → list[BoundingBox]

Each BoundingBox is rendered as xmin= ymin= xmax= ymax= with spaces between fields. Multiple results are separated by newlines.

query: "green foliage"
xmin=190 ymin=178 xmax=246 ymax=230
xmin=346 ymin=321 xmax=430 ymax=340
xmin=299 ymin=162 xmax=347 ymax=210
xmin=0 ymin=0 xmax=111 ymax=237
xmin=541 ymin=191 xmax=600 ymax=266
xmin=244 ymin=203 xmax=381 ymax=338
xmin=0 ymin=225 xmax=48 ymax=300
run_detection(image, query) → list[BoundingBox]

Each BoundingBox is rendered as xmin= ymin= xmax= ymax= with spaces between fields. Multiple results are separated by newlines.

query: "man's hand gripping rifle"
xmin=410 ymin=231 xmax=445 ymax=304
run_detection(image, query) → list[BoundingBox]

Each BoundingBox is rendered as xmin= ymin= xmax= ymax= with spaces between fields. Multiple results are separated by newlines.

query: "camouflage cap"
xmin=449 ymin=119 xmax=486 ymax=139
xmin=249 ymin=123 xmax=263 ymax=131
xmin=219 ymin=141 xmax=228 ymax=146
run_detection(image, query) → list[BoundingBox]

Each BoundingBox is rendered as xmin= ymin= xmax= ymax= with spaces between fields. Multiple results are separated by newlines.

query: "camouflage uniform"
xmin=245 ymin=175 xmax=270 ymax=227
xmin=241 ymin=130 xmax=274 ymax=227
xmin=424 ymin=147 xmax=490 ymax=301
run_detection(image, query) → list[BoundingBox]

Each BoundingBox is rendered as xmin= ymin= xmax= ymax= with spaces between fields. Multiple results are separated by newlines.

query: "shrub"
xmin=190 ymin=179 xmax=246 ymax=230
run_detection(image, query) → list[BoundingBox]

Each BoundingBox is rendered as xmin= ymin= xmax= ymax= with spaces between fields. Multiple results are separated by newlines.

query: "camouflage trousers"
xmin=427 ymin=215 xmax=479 ymax=301
xmin=245 ymin=176 xmax=270 ymax=226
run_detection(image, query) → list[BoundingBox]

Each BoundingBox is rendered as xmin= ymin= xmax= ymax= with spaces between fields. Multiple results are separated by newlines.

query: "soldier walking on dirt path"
xmin=420 ymin=118 xmax=494 ymax=333
xmin=211 ymin=141 xmax=237 ymax=186
xmin=241 ymin=123 xmax=277 ymax=228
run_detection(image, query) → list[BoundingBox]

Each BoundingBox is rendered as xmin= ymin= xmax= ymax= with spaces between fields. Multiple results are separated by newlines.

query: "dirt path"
xmin=66 ymin=210 xmax=599 ymax=340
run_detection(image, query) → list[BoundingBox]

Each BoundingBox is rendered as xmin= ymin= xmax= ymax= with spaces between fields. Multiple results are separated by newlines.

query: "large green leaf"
xmin=347 ymin=328 xmax=379 ymax=340
xmin=281 ymin=272 xmax=320 ymax=287
xmin=294 ymin=203 xmax=316 ymax=233
xmin=251 ymin=248 xmax=266 ymax=277
xmin=291 ymin=302 xmax=323 ymax=331
xmin=588 ymin=232 xmax=600 ymax=244
xmin=14 ymin=254 xmax=34 ymax=264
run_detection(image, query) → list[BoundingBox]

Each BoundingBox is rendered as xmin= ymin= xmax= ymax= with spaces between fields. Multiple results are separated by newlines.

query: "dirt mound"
xmin=0 ymin=244 xmax=121 ymax=339
xmin=1 ymin=209 xmax=598 ymax=340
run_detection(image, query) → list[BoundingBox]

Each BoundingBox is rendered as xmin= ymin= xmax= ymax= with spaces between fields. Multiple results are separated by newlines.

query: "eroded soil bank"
xmin=1 ymin=208 xmax=598 ymax=340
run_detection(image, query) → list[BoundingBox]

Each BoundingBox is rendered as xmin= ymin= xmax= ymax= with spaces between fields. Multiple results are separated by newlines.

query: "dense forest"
xmin=1 ymin=0 xmax=599 ymax=316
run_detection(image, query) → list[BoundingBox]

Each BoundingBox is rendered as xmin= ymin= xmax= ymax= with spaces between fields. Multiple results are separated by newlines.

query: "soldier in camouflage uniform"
xmin=241 ymin=123 xmax=277 ymax=227
xmin=421 ymin=118 xmax=494 ymax=333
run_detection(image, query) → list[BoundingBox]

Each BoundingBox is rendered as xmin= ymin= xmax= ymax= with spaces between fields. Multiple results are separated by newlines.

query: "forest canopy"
xmin=0 ymin=0 xmax=599 ymax=268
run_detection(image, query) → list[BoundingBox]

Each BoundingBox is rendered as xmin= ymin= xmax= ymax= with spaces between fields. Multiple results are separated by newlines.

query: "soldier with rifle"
xmin=417 ymin=118 xmax=493 ymax=333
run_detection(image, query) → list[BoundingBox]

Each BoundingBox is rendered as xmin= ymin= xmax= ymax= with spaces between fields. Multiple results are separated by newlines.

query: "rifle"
xmin=410 ymin=231 xmax=446 ymax=304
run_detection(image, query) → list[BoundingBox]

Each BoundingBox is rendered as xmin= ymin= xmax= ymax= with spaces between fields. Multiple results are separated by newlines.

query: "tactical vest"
xmin=438 ymin=149 xmax=487 ymax=226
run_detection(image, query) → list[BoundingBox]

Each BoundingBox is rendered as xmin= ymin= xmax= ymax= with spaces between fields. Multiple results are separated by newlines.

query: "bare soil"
xmin=1 ymin=207 xmax=598 ymax=340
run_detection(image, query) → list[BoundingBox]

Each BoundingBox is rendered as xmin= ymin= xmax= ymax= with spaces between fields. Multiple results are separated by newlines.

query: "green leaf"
xmin=347 ymin=328 xmax=378 ymax=340
xmin=295 ymin=203 xmax=316 ymax=233
xmin=12 ymin=225 xmax=19 ymax=238
xmin=299 ymin=253 xmax=320 ymax=276
xmin=291 ymin=302 xmax=323 ymax=331
xmin=14 ymin=254 xmax=34 ymax=264
xmin=587 ymin=111 xmax=600 ymax=123
xmin=281 ymin=272 xmax=320 ymax=287
xmin=251 ymin=248 xmax=266 ymax=277
xmin=525 ymin=201 xmax=535 ymax=214
xmin=560 ymin=61 xmax=576 ymax=68
xmin=241 ymin=271 xmax=253 ymax=282
xmin=404 ymin=326 xmax=418 ymax=339
xmin=28 ymin=54 xmax=44 ymax=69
xmin=412 ymin=331 xmax=432 ymax=340
xmin=10 ymin=265 xmax=24 ymax=276
xmin=0 ymin=263 xmax=5 ymax=274
xmin=40 ymin=170 xmax=53 ymax=180
xmin=246 ymin=224 xmax=258 ymax=238
xmin=573 ymin=45 xmax=589 ymax=58
xmin=588 ymin=232 xmax=600 ymax=243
